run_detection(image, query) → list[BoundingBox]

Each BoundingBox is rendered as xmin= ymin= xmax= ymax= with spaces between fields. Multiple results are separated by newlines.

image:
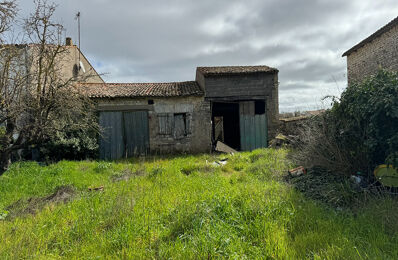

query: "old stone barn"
xmin=81 ymin=66 xmax=279 ymax=159
xmin=343 ymin=16 xmax=398 ymax=84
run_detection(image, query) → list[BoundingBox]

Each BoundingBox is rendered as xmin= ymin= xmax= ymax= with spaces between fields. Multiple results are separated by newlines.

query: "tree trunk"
xmin=0 ymin=150 xmax=11 ymax=175
xmin=0 ymin=119 xmax=15 ymax=175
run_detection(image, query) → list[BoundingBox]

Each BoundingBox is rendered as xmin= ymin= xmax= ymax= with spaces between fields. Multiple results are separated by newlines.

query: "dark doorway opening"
xmin=212 ymin=102 xmax=241 ymax=150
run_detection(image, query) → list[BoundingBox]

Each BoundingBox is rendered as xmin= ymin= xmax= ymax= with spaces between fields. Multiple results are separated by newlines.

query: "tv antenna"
xmin=75 ymin=11 xmax=81 ymax=65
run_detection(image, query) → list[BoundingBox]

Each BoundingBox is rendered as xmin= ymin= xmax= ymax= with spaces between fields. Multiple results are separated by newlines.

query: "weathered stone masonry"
xmin=81 ymin=65 xmax=279 ymax=158
xmin=343 ymin=16 xmax=398 ymax=85
xmin=95 ymin=96 xmax=212 ymax=154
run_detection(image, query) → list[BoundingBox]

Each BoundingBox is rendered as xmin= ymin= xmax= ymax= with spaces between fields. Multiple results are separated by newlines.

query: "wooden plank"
xmin=174 ymin=113 xmax=186 ymax=139
xmin=205 ymin=96 xmax=267 ymax=102
xmin=158 ymin=113 xmax=173 ymax=135
xmin=142 ymin=111 xmax=150 ymax=155
xmin=245 ymin=116 xmax=251 ymax=151
xmin=97 ymin=105 xmax=154 ymax=111
xmin=261 ymin=113 xmax=267 ymax=147
xmin=248 ymin=101 xmax=255 ymax=116
xmin=264 ymin=113 xmax=268 ymax=147
xmin=250 ymin=115 xmax=255 ymax=151
xmin=239 ymin=113 xmax=245 ymax=151
xmin=99 ymin=111 xmax=123 ymax=160
xmin=255 ymin=115 xmax=261 ymax=149
xmin=215 ymin=141 xmax=238 ymax=154
xmin=124 ymin=111 xmax=149 ymax=157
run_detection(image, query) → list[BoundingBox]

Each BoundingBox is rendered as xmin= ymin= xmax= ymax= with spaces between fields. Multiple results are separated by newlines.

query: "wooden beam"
xmin=97 ymin=105 xmax=154 ymax=111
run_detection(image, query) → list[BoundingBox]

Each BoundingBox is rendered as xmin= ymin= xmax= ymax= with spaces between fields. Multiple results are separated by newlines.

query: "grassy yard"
xmin=1 ymin=149 xmax=398 ymax=259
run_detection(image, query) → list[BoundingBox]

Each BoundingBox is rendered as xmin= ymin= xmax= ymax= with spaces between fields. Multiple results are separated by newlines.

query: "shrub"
xmin=294 ymin=70 xmax=398 ymax=177
xmin=38 ymin=128 xmax=98 ymax=161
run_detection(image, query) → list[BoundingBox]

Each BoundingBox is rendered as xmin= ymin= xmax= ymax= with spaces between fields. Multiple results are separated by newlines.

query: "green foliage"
xmin=39 ymin=128 xmax=99 ymax=161
xmin=1 ymin=150 xmax=398 ymax=258
xmin=296 ymin=69 xmax=398 ymax=176
xmin=332 ymin=69 xmax=398 ymax=169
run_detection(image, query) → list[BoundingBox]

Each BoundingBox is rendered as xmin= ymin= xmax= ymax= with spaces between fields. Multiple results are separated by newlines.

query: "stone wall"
xmin=198 ymin=72 xmax=280 ymax=141
xmin=96 ymin=96 xmax=212 ymax=154
xmin=279 ymin=116 xmax=308 ymax=136
xmin=346 ymin=25 xmax=398 ymax=85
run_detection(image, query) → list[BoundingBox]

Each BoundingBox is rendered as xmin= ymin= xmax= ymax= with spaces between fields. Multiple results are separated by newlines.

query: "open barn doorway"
xmin=211 ymin=102 xmax=241 ymax=150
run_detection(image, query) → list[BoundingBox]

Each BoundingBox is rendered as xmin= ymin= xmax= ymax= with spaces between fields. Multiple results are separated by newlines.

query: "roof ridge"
xmin=78 ymin=80 xmax=203 ymax=98
xmin=342 ymin=15 xmax=398 ymax=57
xmin=196 ymin=65 xmax=278 ymax=76
xmin=79 ymin=80 xmax=197 ymax=85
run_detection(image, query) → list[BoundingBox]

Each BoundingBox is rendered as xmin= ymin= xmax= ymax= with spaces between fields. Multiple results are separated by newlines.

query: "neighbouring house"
xmin=343 ymin=16 xmax=398 ymax=85
xmin=0 ymin=37 xmax=103 ymax=85
xmin=80 ymin=65 xmax=279 ymax=159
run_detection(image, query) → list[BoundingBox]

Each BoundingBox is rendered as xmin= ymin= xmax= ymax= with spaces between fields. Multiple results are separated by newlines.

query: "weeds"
xmin=0 ymin=149 xmax=397 ymax=258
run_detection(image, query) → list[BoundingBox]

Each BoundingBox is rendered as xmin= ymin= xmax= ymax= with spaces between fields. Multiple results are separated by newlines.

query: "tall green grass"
xmin=0 ymin=149 xmax=397 ymax=258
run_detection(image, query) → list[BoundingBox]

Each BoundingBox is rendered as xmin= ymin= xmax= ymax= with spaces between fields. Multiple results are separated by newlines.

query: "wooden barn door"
xmin=123 ymin=111 xmax=149 ymax=157
xmin=99 ymin=111 xmax=149 ymax=160
xmin=99 ymin=111 xmax=124 ymax=160
xmin=239 ymin=101 xmax=267 ymax=151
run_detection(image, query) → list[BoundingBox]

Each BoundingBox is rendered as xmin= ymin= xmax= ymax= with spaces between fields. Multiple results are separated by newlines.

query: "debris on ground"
xmin=5 ymin=185 xmax=76 ymax=220
xmin=212 ymin=158 xmax=229 ymax=167
xmin=215 ymin=141 xmax=237 ymax=154
xmin=269 ymin=134 xmax=298 ymax=147
xmin=288 ymin=166 xmax=306 ymax=177
xmin=88 ymin=186 xmax=104 ymax=192
xmin=350 ymin=175 xmax=362 ymax=184
xmin=374 ymin=164 xmax=398 ymax=187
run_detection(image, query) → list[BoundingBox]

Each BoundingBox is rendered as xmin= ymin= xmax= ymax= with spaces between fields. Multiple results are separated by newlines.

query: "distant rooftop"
xmin=79 ymin=81 xmax=203 ymax=98
xmin=342 ymin=16 xmax=398 ymax=57
xmin=197 ymin=65 xmax=278 ymax=76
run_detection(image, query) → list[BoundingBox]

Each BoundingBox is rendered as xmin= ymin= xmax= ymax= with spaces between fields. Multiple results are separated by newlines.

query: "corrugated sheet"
xmin=239 ymin=102 xmax=267 ymax=151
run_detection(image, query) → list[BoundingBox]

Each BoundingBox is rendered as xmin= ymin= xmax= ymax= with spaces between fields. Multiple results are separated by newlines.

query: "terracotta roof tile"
xmin=197 ymin=65 xmax=278 ymax=76
xmin=343 ymin=16 xmax=398 ymax=57
xmin=78 ymin=81 xmax=203 ymax=98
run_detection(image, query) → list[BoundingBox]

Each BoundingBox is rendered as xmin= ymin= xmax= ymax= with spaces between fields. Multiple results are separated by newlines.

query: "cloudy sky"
xmin=19 ymin=0 xmax=398 ymax=112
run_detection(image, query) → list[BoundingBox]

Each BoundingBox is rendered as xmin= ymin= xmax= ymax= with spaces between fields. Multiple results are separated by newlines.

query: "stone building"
xmin=343 ymin=16 xmax=398 ymax=85
xmin=81 ymin=65 xmax=279 ymax=159
xmin=81 ymin=81 xmax=212 ymax=158
xmin=2 ymin=37 xmax=103 ymax=85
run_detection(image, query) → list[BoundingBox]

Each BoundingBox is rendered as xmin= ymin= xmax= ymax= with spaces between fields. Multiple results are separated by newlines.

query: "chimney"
xmin=65 ymin=37 xmax=73 ymax=46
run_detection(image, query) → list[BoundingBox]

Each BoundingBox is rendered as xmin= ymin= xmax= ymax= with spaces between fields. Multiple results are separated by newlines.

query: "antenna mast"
xmin=75 ymin=12 xmax=81 ymax=65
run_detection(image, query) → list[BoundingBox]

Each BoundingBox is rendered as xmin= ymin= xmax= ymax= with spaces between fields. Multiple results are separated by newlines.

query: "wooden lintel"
xmin=205 ymin=96 xmax=266 ymax=102
xmin=97 ymin=105 xmax=154 ymax=111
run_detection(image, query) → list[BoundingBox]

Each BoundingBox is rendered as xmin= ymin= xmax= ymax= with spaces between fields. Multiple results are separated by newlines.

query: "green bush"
xmin=295 ymin=69 xmax=398 ymax=177
xmin=38 ymin=128 xmax=98 ymax=161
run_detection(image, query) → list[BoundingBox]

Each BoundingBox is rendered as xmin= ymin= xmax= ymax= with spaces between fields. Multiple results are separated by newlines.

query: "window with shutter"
xmin=158 ymin=113 xmax=173 ymax=135
xmin=174 ymin=113 xmax=186 ymax=139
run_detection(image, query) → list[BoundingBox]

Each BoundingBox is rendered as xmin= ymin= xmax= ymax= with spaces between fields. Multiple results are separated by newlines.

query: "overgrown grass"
xmin=0 ymin=149 xmax=397 ymax=258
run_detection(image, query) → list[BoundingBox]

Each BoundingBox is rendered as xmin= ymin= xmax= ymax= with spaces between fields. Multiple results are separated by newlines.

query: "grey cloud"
xmin=16 ymin=0 xmax=398 ymax=111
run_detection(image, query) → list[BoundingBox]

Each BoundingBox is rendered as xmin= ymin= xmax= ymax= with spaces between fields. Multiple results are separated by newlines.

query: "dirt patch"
xmin=111 ymin=169 xmax=145 ymax=182
xmin=5 ymin=185 xmax=76 ymax=220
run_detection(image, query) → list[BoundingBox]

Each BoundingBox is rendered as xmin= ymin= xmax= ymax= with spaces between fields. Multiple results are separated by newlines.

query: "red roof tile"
xmin=197 ymin=65 xmax=278 ymax=76
xmin=78 ymin=81 xmax=203 ymax=98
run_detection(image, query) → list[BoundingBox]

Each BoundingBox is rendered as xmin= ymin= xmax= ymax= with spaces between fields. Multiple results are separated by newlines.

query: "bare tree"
xmin=0 ymin=0 xmax=99 ymax=173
